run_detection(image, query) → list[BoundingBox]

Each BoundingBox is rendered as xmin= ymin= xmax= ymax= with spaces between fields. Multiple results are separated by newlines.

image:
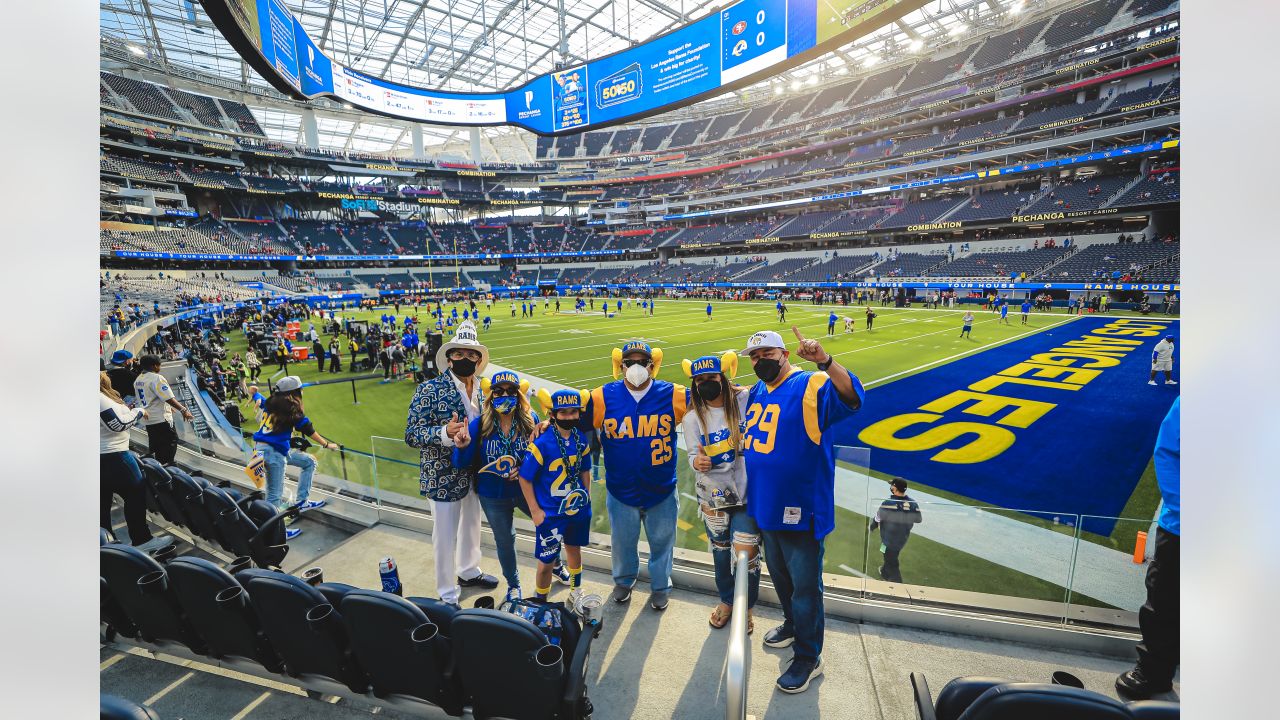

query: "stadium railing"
xmin=724 ymin=549 xmax=751 ymax=720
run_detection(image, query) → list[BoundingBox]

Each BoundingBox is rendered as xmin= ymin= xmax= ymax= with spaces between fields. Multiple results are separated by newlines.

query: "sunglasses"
xmin=490 ymin=387 xmax=518 ymax=397
xmin=621 ymin=358 xmax=650 ymax=368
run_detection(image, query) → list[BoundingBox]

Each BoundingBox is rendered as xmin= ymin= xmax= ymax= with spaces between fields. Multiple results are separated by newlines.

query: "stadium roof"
xmin=101 ymin=0 xmax=1054 ymax=154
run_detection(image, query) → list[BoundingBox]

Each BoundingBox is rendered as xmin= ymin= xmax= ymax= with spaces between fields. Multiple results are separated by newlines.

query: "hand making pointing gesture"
xmin=791 ymin=326 xmax=831 ymax=365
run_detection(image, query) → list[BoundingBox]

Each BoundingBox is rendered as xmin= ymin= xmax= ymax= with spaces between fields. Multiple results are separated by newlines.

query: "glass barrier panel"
xmin=828 ymin=445 xmax=874 ymax=596
xmin=1064 ymin=515 xmax=1153 ymax=631
xmin=860 ymin=493 xmax=1080 ymax=623
xmin=370 ymin=435 xmax=430 ymax=512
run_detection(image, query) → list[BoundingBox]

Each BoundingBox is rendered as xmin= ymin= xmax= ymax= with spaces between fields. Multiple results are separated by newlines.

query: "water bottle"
xmin=379 ymin=556 xmax=402 ymax=596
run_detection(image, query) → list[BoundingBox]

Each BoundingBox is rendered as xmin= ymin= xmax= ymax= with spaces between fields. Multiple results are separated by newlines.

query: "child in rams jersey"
xmin=519 ymin=389 xmax=592 ymax=608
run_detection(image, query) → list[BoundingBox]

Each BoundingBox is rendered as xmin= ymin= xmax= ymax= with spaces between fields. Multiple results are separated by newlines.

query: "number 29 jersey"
xmin=743 ymin=366 xmax=865 ymax=538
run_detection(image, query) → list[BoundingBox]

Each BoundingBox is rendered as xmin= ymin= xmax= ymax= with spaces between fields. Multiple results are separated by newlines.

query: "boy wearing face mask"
xmin=554 ymin=340 xmax=690 ymax=610
xmin=405 ymin=321 xmax=501 ymax=607
xmin=741 ymin=327 xmax=865 ymax=694
xmin=519 ymin=390 xmax=592 ymax=608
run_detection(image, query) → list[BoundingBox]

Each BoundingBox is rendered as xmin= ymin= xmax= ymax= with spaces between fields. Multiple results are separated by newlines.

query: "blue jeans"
xmin=705 ymin=506 xmax=761 ymax=608
xmin=606 ymin=489 xmax=678 ymax=592
xmin=478 ymin=494 xmax=529 ymax=589
xmin=761 ymin=529 xmax=826 ymax=661
xmin=256 ymin=443 xmax=315 ymax=509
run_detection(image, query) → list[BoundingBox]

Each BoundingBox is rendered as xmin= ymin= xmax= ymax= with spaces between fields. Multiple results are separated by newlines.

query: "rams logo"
xmin=558 ymin=488 xmax=590 ymax=517
xmin=478 ymin=455 xmax=518 ymax=484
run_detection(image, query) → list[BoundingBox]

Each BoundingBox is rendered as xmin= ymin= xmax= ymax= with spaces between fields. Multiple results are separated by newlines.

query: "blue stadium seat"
xmin=100 ymin=693 xmax=163 ymax=720
xmin=166 ymin=557 xmax=283 ymax=673
xmin=911 ymin=673 xmax=1179 ymax=720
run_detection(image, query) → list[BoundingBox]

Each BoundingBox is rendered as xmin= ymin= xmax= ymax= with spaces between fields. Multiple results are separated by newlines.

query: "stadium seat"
xmin=163 ymin=467 xmax=222 ymax=546
xmin=137 ymin=457 xmax=192 ymax=530
xmin=338 ymin=589 xmax=462 ymax=713
xmin=451 ymin=607 xmax=598 ymax=720
xmin=99 ymin=544 xmax=206 ymax=654
xmin=166 ymin=557 xmax=283 ymax=673
xmin=100 ymin=693 xmax=163 ymax=720
xmin=201 ymin=483 xmax=295 ymax=569
xmin=100 ymin=575 xmax=137 ymax=641
xmin=234 ymin=569 xmax=368 ymax=695
xmin=910 ymin=673 xmax=1179 ymax=720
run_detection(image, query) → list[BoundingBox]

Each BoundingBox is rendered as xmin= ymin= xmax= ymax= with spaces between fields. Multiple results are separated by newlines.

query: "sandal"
xmin=709 ymin=603 xmax=732 ymax=629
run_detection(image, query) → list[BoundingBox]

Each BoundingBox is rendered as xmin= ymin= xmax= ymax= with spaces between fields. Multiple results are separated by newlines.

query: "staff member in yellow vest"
xmin=741 ymin=328 xmax=865 ymax=694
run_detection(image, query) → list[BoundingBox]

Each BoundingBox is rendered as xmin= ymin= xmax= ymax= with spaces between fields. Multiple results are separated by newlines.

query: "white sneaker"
xmin=567 ymin=588 xmax=583 ymax=614
xmin=1148 ymin=381 xmax=1157 ymax=385
xmin=1165 ymin=380 xmax=1178 ymax=385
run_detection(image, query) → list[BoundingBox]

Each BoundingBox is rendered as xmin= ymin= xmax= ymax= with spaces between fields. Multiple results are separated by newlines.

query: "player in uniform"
xmin=740 ymin=328 xmax=865 ymax=693
xmin=1000 ymin=299 xmax=1011 ymax=325
xmin=843 ymin=316 xmax=854 ymax=333
xmin=519 ymin=389 xmax=592 ymax=608
xmin=1149 ymin=335 xmax=1177 ymax=385
xmin=827 ymin=311 xmax=837 ymax=336
xmin=960 ymin=311 xmax=974 ymax=338
xmin=1020 ymin=299 xmax=1032 ymax=325
xmin=573 ymin=340 xmax=689 ymax=610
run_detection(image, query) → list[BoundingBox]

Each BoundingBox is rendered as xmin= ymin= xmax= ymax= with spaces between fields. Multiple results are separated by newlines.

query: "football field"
xmin=227 ymin=298 xmax=1174 ymax=611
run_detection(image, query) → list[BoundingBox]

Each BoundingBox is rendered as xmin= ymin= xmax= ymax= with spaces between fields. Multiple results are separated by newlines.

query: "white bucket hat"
xmin=436 ymin=321 xmax=489 ymax=374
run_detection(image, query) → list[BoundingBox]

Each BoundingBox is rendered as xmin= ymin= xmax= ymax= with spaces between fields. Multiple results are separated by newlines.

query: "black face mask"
xmin=753 ymin=358 xmax=782 ymax=383
xmin=451 ymin=358 xmax=477 ymax=377
xmin=696 ymin=380 xmax=723 ymax=401
xmin=554 ymin=417 xmax=578 ymax=431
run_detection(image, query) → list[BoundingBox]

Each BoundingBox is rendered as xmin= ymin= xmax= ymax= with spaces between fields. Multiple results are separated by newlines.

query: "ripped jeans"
xmin=702 ymin=504 xmax=761 ymax=608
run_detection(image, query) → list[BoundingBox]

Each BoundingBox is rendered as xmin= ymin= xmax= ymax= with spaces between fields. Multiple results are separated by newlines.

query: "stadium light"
xmin=949 ymin=23 xmax=968 ymax=36
xmin=806 ymin=75 xmax=820 ymax=86
xmin=790 ymin=79 xmax=802 ymax=91
xmin=863 ymin=55 xmax=881 ymax=67
xmin=774 ymin=85 xmax=785 ymax=95
xmin=909 ymin=38 xmax=924 ymax=51
xmin=1010 ymin=1 xmax=1025 ymax=13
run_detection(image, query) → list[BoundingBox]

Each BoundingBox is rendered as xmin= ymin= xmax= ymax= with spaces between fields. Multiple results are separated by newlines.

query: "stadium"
xmin=96 ymin=0 xmax=1184 ymax=718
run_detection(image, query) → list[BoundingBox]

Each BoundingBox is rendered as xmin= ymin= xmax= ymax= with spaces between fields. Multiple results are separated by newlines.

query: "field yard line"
xmin=518 ymin=312 xmax=962 ymax=377
xmin=859 ymin=315 xmax=1081 ymax=388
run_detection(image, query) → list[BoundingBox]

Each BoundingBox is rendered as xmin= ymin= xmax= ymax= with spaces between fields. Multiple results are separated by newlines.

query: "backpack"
xmin=500 ymin=597 xmax=570 ymax=646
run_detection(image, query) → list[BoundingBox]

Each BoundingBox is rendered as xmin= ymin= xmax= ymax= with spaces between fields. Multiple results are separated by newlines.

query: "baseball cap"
xmin=275 ymin=376 xmax=304 ymax=393
xmin=490 ymin=370 xmax=520 ymax=388
xmin=620 ymin=340 xmax=652 ymax=358
xmin=110 ymin=350 xmax=133 ymax=365
xmin=688 ymin=355 xmax=723 ymax=378
xmin=551 ymin=389 xmax=586 ymax=412
xmin=1165 ymin=335 xmax=1175 ymax=341
xmin=740 ymin=330 xmax=786 ymax=356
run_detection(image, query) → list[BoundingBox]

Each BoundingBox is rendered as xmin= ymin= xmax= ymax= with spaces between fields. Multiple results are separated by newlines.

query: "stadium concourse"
xmin=99 ymin=0 xmax=1182 ymax=717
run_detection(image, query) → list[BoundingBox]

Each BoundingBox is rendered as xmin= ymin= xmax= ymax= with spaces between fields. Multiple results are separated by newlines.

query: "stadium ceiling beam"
xmin=435 ymin=0 xmax=530 ymax=86
xmin=376 ymin=0 xmax=433 ymax=77
xmin=632 ymin=0 xmax=691 ymax=25
xmin=137 ymin=0 xmax=170 ymax=69
xmin=500 ymin=1 xmax=616 ymax=91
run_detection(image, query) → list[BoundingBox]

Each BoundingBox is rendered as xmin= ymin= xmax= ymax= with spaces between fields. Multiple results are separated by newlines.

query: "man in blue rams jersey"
xmin=741 ymin=327 xmax=865 ymax=694
xmin=579 ymin=340 xmax=690 ymax=610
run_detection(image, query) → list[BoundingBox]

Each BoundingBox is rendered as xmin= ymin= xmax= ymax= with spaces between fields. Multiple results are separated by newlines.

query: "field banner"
xmin=840 ymin=316 xmax=1180 ymax=533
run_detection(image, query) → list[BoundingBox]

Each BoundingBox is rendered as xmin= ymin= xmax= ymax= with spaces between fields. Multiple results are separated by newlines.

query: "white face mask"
xmin=624 ymin=362 xmax=650 ymax=388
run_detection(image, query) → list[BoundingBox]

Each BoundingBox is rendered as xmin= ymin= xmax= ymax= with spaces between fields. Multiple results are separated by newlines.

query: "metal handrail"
xmin=725 ymin=549 xmax=750 ymax=720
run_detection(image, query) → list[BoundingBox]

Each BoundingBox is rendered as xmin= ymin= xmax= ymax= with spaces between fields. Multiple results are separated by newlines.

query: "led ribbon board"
xmin=200 ymin=0 xmax=931 ymax=135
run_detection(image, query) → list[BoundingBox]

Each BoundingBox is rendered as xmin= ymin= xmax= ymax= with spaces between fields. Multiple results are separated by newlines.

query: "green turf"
xmin=226 ymin=298 xmax=1148 ymax=610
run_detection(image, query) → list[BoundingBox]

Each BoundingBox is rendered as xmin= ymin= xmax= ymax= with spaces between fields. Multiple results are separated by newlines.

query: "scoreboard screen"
xmin=201 ymin=0 xmax=930 ymax=135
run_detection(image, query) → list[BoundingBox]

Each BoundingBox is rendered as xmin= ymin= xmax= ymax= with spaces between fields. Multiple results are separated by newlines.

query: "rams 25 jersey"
xmin=583 ymin=379 xmax=689 ymax=509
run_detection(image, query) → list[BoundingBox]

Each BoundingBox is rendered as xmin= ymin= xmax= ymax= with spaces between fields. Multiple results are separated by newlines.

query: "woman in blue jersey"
xmin=452 ymin=370 xmax=566 ymax=603
xmin=253 ymin=376 xmax=337 ymax=540
xmin=682 ymin=354 xmax=758 ymax=634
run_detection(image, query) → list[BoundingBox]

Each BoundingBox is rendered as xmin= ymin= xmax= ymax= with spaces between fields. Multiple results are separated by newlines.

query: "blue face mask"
xmin=493 ymin=396 xmax=518 ymax=414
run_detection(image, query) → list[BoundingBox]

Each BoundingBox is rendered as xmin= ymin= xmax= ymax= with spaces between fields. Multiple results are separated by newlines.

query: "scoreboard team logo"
xmin=721 ymin=0 xmax=788 ymax=82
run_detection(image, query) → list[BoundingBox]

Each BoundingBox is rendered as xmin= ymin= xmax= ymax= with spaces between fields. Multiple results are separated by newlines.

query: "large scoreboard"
xmin=202 ymin=0 xmax=930 ymax=135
